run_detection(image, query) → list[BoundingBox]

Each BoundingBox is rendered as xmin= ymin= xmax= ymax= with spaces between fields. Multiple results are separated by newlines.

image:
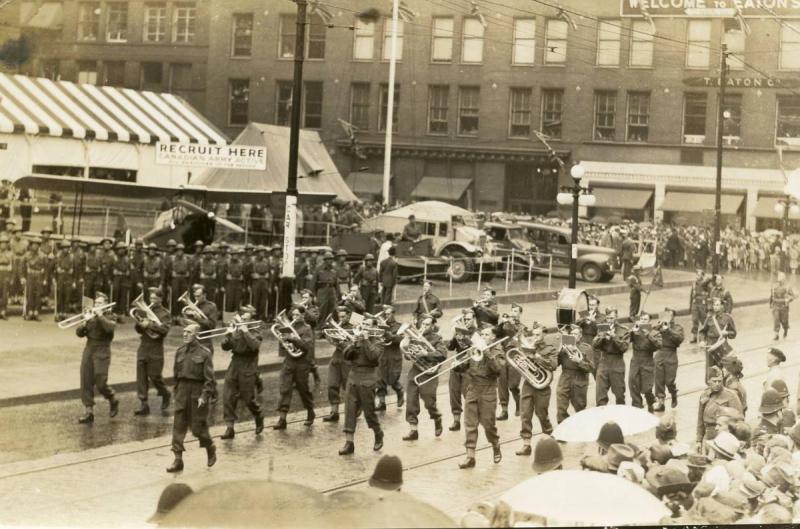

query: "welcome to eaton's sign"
xmin=622 ymin=0 xmax=800 ymax=17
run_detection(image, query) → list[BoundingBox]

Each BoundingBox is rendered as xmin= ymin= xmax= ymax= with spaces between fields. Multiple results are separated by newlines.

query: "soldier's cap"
xmin=604 ymin=306 xmax=617 ymax=315
xmin=482 ymin=286 xmax=496 ymax=295
xmin=100 ymin=237 xmax=113 ymax=245
xmin=147 ymin=483 xmax=194 ymax=523
xmin=760 ymin=388 xmax=784 ymax=414
xmin=134 ymin=239 xmax=143 ymax=246
xmin=191 ymin=283 xmax=205 ymax=292
xmin=336 ymin=304 xmax=352 ymax=314
xmin=453 ymin=324 xmax=471 ymax=334
xmin=176 ymin=243 xmax=185 ymax=250
xmin=323 ymin=251 xmax=334 ymax=260
xmin=148 ymin=243 xmax=158 ymax=250
xmin=255 ymin=245 xmax=267 ymax=252
xmin=767 ymin=347 xmax=786 ymax=363
xmin=40 ymin=228 xmax=52 ymax=234
xmin=59 ymin=240 xmax=70 ymax=248
xmin=28 ymin=238 xmax=41 ymax=245
xmin=94 ymin=292 xmax=109 ymax=301
xmin=193 ymin=240 xmax=204 ymax=247
xmin=271 ymin=244 xmax=281 ymax=252
xmin=115 ymin=241 xmax=127 ymax=250
xmin=369 ymin=455 xmax=403 ymax=491
xmin=148 ymin=287 xmax=163 ymax=297
xmin=244 ymin=243 xmax=253 ymax=250
xmin=510 ymin=302 xmax=522 ymax=311
xmin=364 ymin=253 xmax=375 ymax=261
xmin=219 ymin=242 xmax=229 ymax=248
xmin=707 ymin=366 xmax=723 ymax=380
xmin=655 ymin=413 xmax=677 ymax=441
xmin=300 ymin=289 xmax=313 ymax=296
xmin=239 ymin=304 xmax=256 ymax=315
xmin=532 ymin=435 xmax=563 ymax=473
xmin=10 ymin=226 xmax=20 ymax=233
xmin=606 ymin=443 xmax=635 ymax=471
xmin=203 ymin=246 xmax=214 ymax=254
xmin=165 ymin=239 xmax=177 ymax=247
xmin=336 ymin=249 xmax=348 ymax=257
xmin=597 ymin=421 xmax=625 ymax=449
xmin=5 ymin=218 xmax=15 ymax=225
xmin=770 ymin=378 xmax=790 ymax=399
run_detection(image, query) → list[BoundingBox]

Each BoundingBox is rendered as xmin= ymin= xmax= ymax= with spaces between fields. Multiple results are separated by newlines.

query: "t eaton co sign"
xmin=621 ymin=0 xmax=800 ymax=17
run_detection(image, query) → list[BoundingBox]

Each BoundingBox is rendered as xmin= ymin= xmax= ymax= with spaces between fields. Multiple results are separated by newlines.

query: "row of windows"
xmin=225 ymin=79 xmax=800 ymax=149
xmin=76 ymin=2 xmax=196 ymax=44
xmin=40 ymin=59 xmax=193 ymax=92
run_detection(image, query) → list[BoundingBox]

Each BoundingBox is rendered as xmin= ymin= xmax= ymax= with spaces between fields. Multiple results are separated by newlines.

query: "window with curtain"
xmin=512 ymin=18 xmax=535 ymax=65
xmin=630 ymin=19 xmax=654 ymax=67
xmin=593 ymin=90 xmax=617 ymax=140
xmin=596 ymin=20 xmax=621 ymax=66
xmin=431 ymin=17 xmax=454 ymax=62
xmin=458 ymin=86 xmax=480 ymax=135
xmin=509 ymin=88 xmax=532 ymax=137
xmin=462 ymin=18 xmax=484 ymax=63
xmin=353 ymin=18 xmax=375 ymax=60
xmin=428 ymin=85 xmax=449 ymax=134
xmin=627 ymin=91 xmax=650 ymax=142
xmin=686 ymin=19 xmax=711 ymax=68
xmin=545 ymin=19 xmax=567 ymax=64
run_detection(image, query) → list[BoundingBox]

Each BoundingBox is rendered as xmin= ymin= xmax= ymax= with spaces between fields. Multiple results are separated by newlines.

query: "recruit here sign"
xmin=155 ymin=142 xmax=267 ymax=170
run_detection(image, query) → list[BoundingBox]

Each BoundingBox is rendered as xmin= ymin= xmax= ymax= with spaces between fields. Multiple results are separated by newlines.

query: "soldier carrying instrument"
xmin=699 ymin=297 xmax=737 ymax=383
xmin=273 ymin=305 xmax=316 ymax=430
xmin=402 ymin=315 xmax=446 ymax=442
xmin=515 ymin=324 xmax=558 ymax=455
xmin=133 ymin=287 xmax=172 ymax=416
xmin=627 ymin=313 xmax=662 ymax=413
xmin=593 ymin=307 xmax=629 ymax=406
xmin=446 ymin=309 xmax=477 ymax=431
xmin=76 ymin=292 xmax=120 ymax=424
xmin=555 ymin=324 xmax=594 ymax=423
xmin=653 ymin=308 xmax=685 ymax=412
xmin=376 ymin=304 xmax=405 ymax=412
xmin=689 ymin=268 xmax=709 ymax=344
xmin=322 ymin=305 xmax=354 ymax=423
xmin=354 ymin=253 xmax=379 ymax=315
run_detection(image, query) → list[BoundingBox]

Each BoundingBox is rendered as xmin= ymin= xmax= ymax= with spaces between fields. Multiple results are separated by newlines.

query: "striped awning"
xmin=0 ymin=73 xmax=228 ymax=145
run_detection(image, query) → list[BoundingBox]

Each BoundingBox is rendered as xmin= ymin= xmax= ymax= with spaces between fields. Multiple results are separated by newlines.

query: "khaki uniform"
xmin=377 ymin=318 xmax=404 ymax=400
xmin=594 ymin=325 xmax=629 ymax=405
xmin=277 ymin=321 xmax=315 ymax=413
xmin=343 ymin=335 xmax=382 ymax=434
xmin=77 ymin=314 xmax=117 ymax=407
xmin=556 ymin=341 xmax=594 ymax=423
xmin=770 ymin=284 xmax=794 ymax=336
xmin=628 ymin=326 xmax=661 ymax=409
xmin=221 ymin=325 xmax=263 ymax=427
xmin=696 ymin=386 xmax=743 ymax=442
xmin=405 ymin=330 xmax=446 ymax=426
xmin=171 ymin=340 xmax=215 ymax=453
xmin=519 ymin=335 xmax=558 ymax=438
xmin=654 ymin=323 xmax=685 ymax=402
xmin=460 ymin=344 xmax=505 ymax=450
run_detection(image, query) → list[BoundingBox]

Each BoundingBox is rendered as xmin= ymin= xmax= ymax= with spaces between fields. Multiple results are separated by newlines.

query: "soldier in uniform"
xmin=446 ymin=309 xmax=477 ymax=431
xmin=402 ymin=315 xmax=446 ymax=441
xmin=378 ymin=246 xmax=398 ymax=306
xmin=190 ymin=240 xmax=205 ymax=285
xmin=133 ymin=287 xmax=172 ymax=416
xmin=130 ymin=239 xmax=146 ymax=301
xmin=0 ymin=234 xmax=12 ymax=319
xmin=184 ymin=283 xmax=218 ymax=346
xmin=111 ymin=242 xmax=130 ymax=317
xmin=709 ymin=275 xmax=734 ymax=314
xmin=338 ymin=316 xmax=384 ymax=455
xmin=312 ymin=252 xmax=338 ymax=326
xmin=594 ymin=307 xmax=629 ymax=406
xmin=166 ymin=323 xmax=216 ymax=473
xmin=720 ymin=354 xmax=747 ymax=416
xmin=100 ymin=238 xmax=116 ymax=298
xmin=354 ymin=253 xmax=379 ymax=315
xmin=197 ymin=246 xmax=218 ymax=304
xmin=220 ymin=305 xmax=264 ymax=440
xmin=295 ymin=250 xmax=309 ymax=293
xmin=142 ymin=244 xmax=163 ymax=302
xmin=653 ymin=308 xmax=685 ymax=411
xmin=412 ymin=280 xmax=443 ymax=325
xmin=215 ymin=243 xmax=229 ymax=310
xmin=334 ymin=249 xmax=351 ymax=299
xmin=9 ymin=226 xmax=27 ymax=303
xmin=84 ymin=244 xmax=103 ymax=303
xmin=754 ymin=389 xmax=785 ymax=441
xmin=473 ymin=287 xmax=500 ymax=328
xmin=496 ymin=303 xmax=524 ymax=420
xmin=224 ymin=248 xmax=246 ymax=312
xmin=54 ymin=240 xmax=77 ymax=319
xmin=298 ymin=289 xmax=321 ymax=386
xmin=273 ymin=305 xmax=316 ymax=430
xmin=267 ymin=245 xmax=282 ymax=321
xmin=22 ymin=239 xmax=46 ymax=320
xmin=161 ymin=239 xmax=177 ymax=300
xmin=770 ymin=272 xmax=795 ymax=341
xmin=241 ymin=243 xmax=254 ymax=304
xmin=250 ymin=246 xmax=271 ymax=321
xmin=689 ymin=268 xmax=709 ymax=343
xmin=76 ymin=292 xmax=120 ymax=424
xmin=696 ymin=366 xmax=743 ymax=452
xmin=169 ymin=244 xmax=191 ymax=316
xmin=700 ymin=297 xmax=737 ymax=383
xmin=516 ymin=325 xmax=558 ymax=453
xmin=375 ymin=304 xmax=404 ymax=411
xmin=341 ymin=284 xmax=366 ymax=314
xmin=627 ymin=264 xmax=646 ymax=320
xmin=555 ymin=325 xmax=594 ymax=423
xmin=72 ymin=240 xmax=86 ymax=307
xmin=577 ymin=296 xmax=604 ymax=379
xmin=323 ymin=305 xmax=354 ymax=422
xmin=627 ymin=313 xmax=662 ymax=412
xmin=456 ymin=325 xmax=505 ymax=468
xmin=39 ymin=228 xmax=55 ymax=303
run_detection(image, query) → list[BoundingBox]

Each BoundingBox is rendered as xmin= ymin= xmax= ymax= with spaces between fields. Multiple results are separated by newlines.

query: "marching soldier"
xmin=0 ymin=234 xmax=12 ymax=319
xmin=653 ymin=308 xmax=685 ymax=411
xmin=446 ymin=309 xmax=477 ymax=431
xmin=190 ymin=240 xmax=204 ymax=285
xmin=111 ymin=242 xmax=131 ymax=318
xmin=402 ymin=315 xmax=446 ymax=441
xmin=323 ymin=305 xmax=354 ymax=422
xmin=354 ymin=253 xmax=379 ymax=315
xmin=220 ymin=305 xmax=264 ymax=440
xmin=341 ymin=284 xmax=366 ymax=315
xmin=130 ymin=239 xmax=146 ymax=301
xmin=224 ymin=248 xmax=246 ymax=312
xmin=376 ymin=304 xmax=404 ymax=411
xmin=312 ymin=251 xmax=338 ymax=326
xmin=689 ymin=268 xmax=709 ymax=343
xmin=412 ymin=280 xmax=443 ymax=325
xmin=273 ymin=305 xmax=316 ymax=430
xmin=76 ymin=292 xmax=120 ymax=424
xmin=770 ymin=272 xmax=795 ymax=341
xmin=594 ymin=307 xmax=629 ymax=406
xmin=473 ymin=287 xmax=499 ymax=328
xmin=696 ymin=366 xmax=742 ymax=452
xmin=133 ymin=287 xmax=172 ymax=416
xmin=168 ymin=244 xmax=191 ymax=316
xmin=555 ymin=325 xmax=594 ymax=423
xmin=197 ymin=246 xmax=218 ymax=304
xmin=166 ymin=323 xmax=216 ymax=473
xmin=699 ymin=297 xmax=737 ymax=383
xmin=142 ymin=244 xmax=163 ymax=302
xmin=338 ymin=316 xmax=384 ymax=455
xmin=456 ymin=325 xmax=505 ymax=468
xmin=627 ymin=264 xmax=646 ymax=320
xmin=516 ymin=325 xmax=558 ymax=453
xmin=627 ymin=313 xmax=661 ymax=412
xmin=184 ymin=283 xmax=218 ymax=345
xmin=496 ymin=303 xmax=524 ymax=420
xmin=22 ymin=239 xmax=46 ymax=321
xmin=250 ymin=246 xmax=271 ymax=321
xmin=99 ymin=238 xmax=116 ymax=298
xmin=298 ymin=289 xmax=321 ymax=387
xmin=577 ymin=295 xmax=604 ymax=378
xmin=709 ymin=275 xmax=733 ymax=315
xmin=334 ymin=249 xmax=351 ymax=299
xmin=54 ymin=240 xmax=77 ymax=319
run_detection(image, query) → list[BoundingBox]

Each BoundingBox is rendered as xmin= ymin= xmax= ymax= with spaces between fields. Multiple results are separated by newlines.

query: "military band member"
xmin=111 ymin=242 xmax=130 ymax=317
xmin=577 ymin=296 xmax=604 ymax=377
xmin=473 ymin=286 xmax=499 ymax=328
xmin=496 ymin=303 xmax=524 ymax=420
xmin=517 ymin=325 xmax=558 ymax=453
xmin=456 ymin=325 xmax=505 ymax=468
xmin=696 ymin=366 xmax=742 ymax=452
xmin=627 ymin=313 xmax=661 ymax=412
xmin=627 ymin=264 xmax=646 ymax=320
xmin=699 ymin=297 xmax=737 ymax=383
xmin=354 ymin=253 xmax=379 ymax=315
xmin=220 ymin=305 xmax=264 ymax=440
xmin=555 ymin=325 xmax=594 ymax=423
xmin=412 ymin=280 xmax=443 ymax=325
xmin=298 ymin=289 xmax=321 ymax=387
xmin=54 ymin=241 xmax=77 ymax=319
xmin=22 ymin=239 xmax=46 ymax=321
xmin=167 ymin=323 xmax=216 ymax=472
xmin=142 ymin=244 xmax=163 ymax=303
xmin=133 ymin=287 xmax=172 ymax=416
xmin=376 ymin=304 xmax=404 ymax=411
xmin=770 ymin=272 xmax=795 ymax=341
xmin=0 ymin=234 xmax=12 ymax=319
xmin=689 ymin=268 xmax=709 ymax=344
xmin=402 ymin=315 xmax=446 ymax=441
xmin=594 ymin=307 xmax=629 ymax=406
xmin=273 ymin=305 xmax=316 ymax=430
xmin=77 ymin=292 xmax=120 ymax=424
xmin=709 ymin=275 xmax=733 ymax=315
xmin=323 ymin=305 xmax=353 ymax=422
xmin=339 ymin=317 xmax=384 ymax=455
xmin=446 ymin=309 xmax=477 ymax=431
xmin=312 ymin=251 xmax=338 ymax=326
xmin=653 ymin=308 xmax=685 ymax=412
xmin=224 ymin=248 xmax=246 ymax=312
xmin=334 ymin=249 xmax=352 ymax=298
xmin=341 ymin=284 xmax=366 ymax=315
xmin=169 ymin=244 xmax=191 ymax=316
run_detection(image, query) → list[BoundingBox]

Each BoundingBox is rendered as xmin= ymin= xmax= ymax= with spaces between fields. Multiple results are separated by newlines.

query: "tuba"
xmin=272 ymin=310 xmax=303 ymax=357
xmin=505 ymin=345 xmax=553 ymax=390
xmin=129 ymin=294 xmax=163 ymax=339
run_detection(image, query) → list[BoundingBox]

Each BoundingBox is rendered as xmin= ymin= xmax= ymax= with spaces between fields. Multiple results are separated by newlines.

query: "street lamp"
xmin=557 ymin=162 xmax=594 ymax=288
xmin=773 ymin=196 xmax=800 ymax=234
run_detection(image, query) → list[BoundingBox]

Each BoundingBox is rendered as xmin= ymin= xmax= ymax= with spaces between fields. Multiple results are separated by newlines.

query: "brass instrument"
xmin=506 ymin=347 xmax=553 ymax=390
xmin=178 ymin=291 xmax=210 ymax=322
xmin=58 ymin=302 xmax=116 ymax=329
xmin=415 ymin=334 xmax=508 ymax=386
xmin=398 ymin=322 xmax=440 ymax=371
xmin=129 ymin=294 xmax=163 ymax=339
xmin=272 ymin=310 xmax=303 ymax=357
xmin=197 ymin=320 xmax=264 ymax=340
xmin=323 ymin=318 xmax=355 ymax=347
xmin=558 ymin=333 xmax=584 ymax=363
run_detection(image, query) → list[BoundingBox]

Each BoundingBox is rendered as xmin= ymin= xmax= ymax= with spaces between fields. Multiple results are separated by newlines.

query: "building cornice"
xmin=336 ymin=139 xmax=570 ymax=164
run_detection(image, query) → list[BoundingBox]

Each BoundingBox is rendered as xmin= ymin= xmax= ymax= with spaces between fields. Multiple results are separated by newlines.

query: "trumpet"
xmin=197 ymin=320 xmax=264 ymax=340
xmin=415 ymin=335 xmax=508 ymax=386
xmin=272 ymin=310 xmax=303 ymax=357
xmin=129 ymin=294 xmax=163 ymax=339
xmin=506 ymin=347 xmax=553 ymax=390
xmin=178 ymin=291 xmax=210 ymax=322
xmin=58 ymin=302 xmax=116 ymax=329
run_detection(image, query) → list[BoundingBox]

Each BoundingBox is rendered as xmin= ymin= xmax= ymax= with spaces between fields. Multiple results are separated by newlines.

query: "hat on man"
xmin=655 ymin=414 xmax=677 ymax=442
xmin=645 ymin=465 xmax=693 ymax=496
xmin=694 ymin=497 xmax=739 ymax=524
xmin=713 ymin=490 xmax=749 ymax=515
xmin=768 ymin=347 xmax=786 ymax=363
xmin=134 ymin=239 xmax=144 ymax=246
xmin=147 ymin=483 xmax=194 ymax=524
xmin=365 ymin=253 xmax=375 ymax=261
xmin=28 ymin=237 xmax=41 ymax=245
xmin=191 ymin=283 xmax=205 ymax=293
xmin=607 ymin=443 xmax=635 ymax=471
xmin=166 ymin=239 xmax=177 ymax=247
xmin=40 ymin=228 xmax=52 ymax=235
xmin=760 ymin=389 xmax=784 ymax=414
xmin=368 ymin=455 xmax=403 ymax=491
xmin=115 ymin=241 xmax=127 ymax=250
xmin=336 ymin=249 xmax=348 ymax=257
xmin=148 ymin=286 xmax=163 ymax=297
xmin=176 ymin=243 xmax=185 ymax=250
xmin=203 ymin=246 xmax=213 ymax=254
xmin=0 ymin=235 xmax=8 ymax=243
xmin=271 ymin=244 xmax=281 ymax=253
xmin=59 ymin=240 xmax=70 ymax=248
xmin=336 ymin=304 xmax=352 ymax=314
xmin=300 ymin=289 xmax=313 ymax=297
xmin=738 ymin=475 xmax=766 ymax=499
xmin=686 ymin=452 xmax=710 ymax=470
xmin=148 ymin=243 xmax=158 ymax=250
xmin=94 ymin=291 xmax=108 ymax=302
xmin=532 ymin=435 xmax=563 ymax=473
xmin=99 ymin=237 xmax=113 ymax=245
xmin=744 ymin=452 xmax=766 ymax=475
xmin=706 ymin=431 xmax=740 ymax=460
xmin=324 ymin=251 xmax=334 ymax=260
xmin=239 ymin=304 xmax=256 ymax=315
xmin=790 ymin=421 xmax=800 ymax=447
xmin=193 ymin=240 xmax=204 ymax=247
xmin=769 ymin=378 xmax=790 ymax=399
xmin=649 ymin=445 xmax=673 ymax=465
xmin=597 ymin=421 xmax=625 ymax=450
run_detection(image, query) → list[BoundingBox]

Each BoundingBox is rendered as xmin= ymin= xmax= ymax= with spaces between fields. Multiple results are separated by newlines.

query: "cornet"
xmin=129 ymin=294 xmax=163 ymax=338
xmin=197 ymin=320 xmax=263 ymax=340
xmin=414 ymin=335 xmax=508 ymax=386
xmin=178 ymin=291 xmax=210 ymax=322
xmin=58 ymin=302 xmax=116 ymax=329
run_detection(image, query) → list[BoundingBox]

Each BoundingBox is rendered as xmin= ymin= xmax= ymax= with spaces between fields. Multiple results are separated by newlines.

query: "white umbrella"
xmin=553 ymin=405 xmax=659 ymax=443
xmin=500 ymin=470 xmax=669 ymax=526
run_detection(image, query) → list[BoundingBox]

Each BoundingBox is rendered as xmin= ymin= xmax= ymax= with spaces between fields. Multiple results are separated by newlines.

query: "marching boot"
xmin=206 ymin=444 xmax=217 ymax=467
xmin=516 ymin=443 xmax=532 ymax=456
xmin=652 ymin=398 xmax=665 ymax=412
xmin=255 ymin=414 xmax=264 ymax=435
xmin=396 ymin=389 xmax=405 ymax=408
xmin=166 ymin=453 xmax=184 ymax=473
xmin=784 ymin=329 xmax=788 ymax=338
xmin=109 ymin=398 xmax=120 ymax=417
xmin=338 ymin=441 xmax=355 ymax=456
xmin=512 ymin=391 xmax=521 ymax=417
xmin=670 ymin=394 xmax=678 ymax=409
xmin=493 ymin=444 xmax=503 ymax=464
xmin=161 ymin=391 xmax=171 ymax=411
xmin=690 ymin=335 xmax=698 ymax=344
xmin=221 ymin=427 xmax=235 ymax=440
xmin=497 ymin=407 xmax=509 ymax=421
xmin=774 ymin=333 xmax=780 ymax=341
xmin=77 ymin=412 xmax=94 ymax=424
xmin=304 ymin=409 xmax=315 ymax=426
xmin=375 ymin=396 xmax=387 ymax=411
xmin=434 ymin=417 xmax=443 ymax=437
xmin=459 ymin=448 xmax=477 ymax=469
xmin=273 ymin=416 xmax=288 ymax=430
xmin=322 ymin=412 xmax=339 ymax=422
xmin=402 ymin=429 xmax=419 ymax=441
xmin=449 ymin=414 xmax=461 ymax=431
xmin=133 ymin=402 xmax=150 ymax=416
xmin=373 ymin=430 xmax=384 ymax=451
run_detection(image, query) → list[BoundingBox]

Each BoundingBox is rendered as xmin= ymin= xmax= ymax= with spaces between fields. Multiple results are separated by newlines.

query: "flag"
xmin=640 ymin=4 xmax=656 ymax=35
xmin=309 ymin=0 xmax=335 ymax=26
xmin=733 ymin=4 xmax=751 ymax=36
xmin=338 ymin=118 xmax=359 ymax=139
xmin=555 ymin=2 xmax=577 ymax=31
xmin=396 ymin=0 xmax=416 ymax=22
xmin=470 ymin=1 xmax=487 ymax=28
xmin=533 ymin=130 xmax=565 ymax=169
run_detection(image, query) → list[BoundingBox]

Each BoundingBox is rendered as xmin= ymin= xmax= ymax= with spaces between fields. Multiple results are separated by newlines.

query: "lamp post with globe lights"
xmin=556 ymin=162 xmax=595 ymax=288
xmin=774 ymin=196 xmax=800 ymax=234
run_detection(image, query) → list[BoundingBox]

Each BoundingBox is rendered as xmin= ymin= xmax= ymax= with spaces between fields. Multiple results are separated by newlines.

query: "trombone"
xmin=415 ymin=334 xmax=508 ymax=386
xmin=58 ymin=302 xmax=115 ymax=329
xmin=178 ymin=290 xmax=210 ymax=322
xmin=197 ymin=320 xmax=264 ymax=340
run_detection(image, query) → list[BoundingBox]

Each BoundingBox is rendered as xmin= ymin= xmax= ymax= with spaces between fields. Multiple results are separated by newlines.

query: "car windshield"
xmin=452 ymin=214 xmax=480 ymax=228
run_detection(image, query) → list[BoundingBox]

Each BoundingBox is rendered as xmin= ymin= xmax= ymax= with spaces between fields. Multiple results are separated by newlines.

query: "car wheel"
xmin=581 ymin=263 xmax=603 ymax=283
xmin=444 ymin=250 xmax=474 ymax=283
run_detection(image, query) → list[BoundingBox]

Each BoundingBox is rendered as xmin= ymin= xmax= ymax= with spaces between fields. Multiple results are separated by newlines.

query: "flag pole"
xmin=382 ymin=0 xmax=399 ymax=207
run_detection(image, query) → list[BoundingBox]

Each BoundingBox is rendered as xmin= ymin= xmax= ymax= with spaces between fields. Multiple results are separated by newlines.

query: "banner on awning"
xmin=155 ymin=142 xmax=266 ymax=170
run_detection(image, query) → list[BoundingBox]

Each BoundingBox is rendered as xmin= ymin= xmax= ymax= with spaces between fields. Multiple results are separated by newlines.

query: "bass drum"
xmin=556 ymin=288 xmax=590 ymax=327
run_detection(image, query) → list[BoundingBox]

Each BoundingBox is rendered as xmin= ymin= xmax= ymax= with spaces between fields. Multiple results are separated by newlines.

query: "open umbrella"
xmin=500 ymin=470 xmax=669 ymax=526
xmin=553 ymin=405 xmax=659 ymax=443
xmin=320 ymin=489 xmax=457 ymax=528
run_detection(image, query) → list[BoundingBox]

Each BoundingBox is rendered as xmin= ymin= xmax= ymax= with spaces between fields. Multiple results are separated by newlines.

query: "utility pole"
xmin=382 ymin=0 xmax=400 ymax=207
xmin=279 ymin=0 xmax=307 ymax=310
xmin=712 ymin=44 xmax=727 ymax=276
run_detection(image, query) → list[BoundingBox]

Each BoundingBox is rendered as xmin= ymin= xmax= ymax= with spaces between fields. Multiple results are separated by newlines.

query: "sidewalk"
xmin=0 ymin=271 xmax=775 ymax=407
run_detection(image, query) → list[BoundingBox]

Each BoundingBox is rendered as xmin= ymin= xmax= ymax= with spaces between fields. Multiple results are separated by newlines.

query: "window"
xmin=102 ymin=61 xmax=125 ymax=86
xmin=279 ymin=15 xmax=296 ymax=58
xmin=722 ymin=93 xmax=742 ymax=143
xmin=509 ymin=88 xmax=532 ymax=137
xmin=630 ymin=19 xmax=654 ymax=67
xmin=780 ymin=23 xmax=800 ymax=69
xmin=428 ymin=85 xmax=449 ymax=134
xmin=280 ymin=14 xmax=326 ymax=59
xmin=106 ymin=3 xmax=128 ymax=42
xmin=378 ymin=84 xmax=399 ymax=132
xmin=173 ymin=3 xmax=196 ymax=43
xmin=77 ymin=61 xmax=97 ymax=85
xmin=683 ymin=93 xmax=707 ymax=143
xmin=228 ymin=79 xmax=249 ymax=125
xmin=275 ymin=81 xmax=293 ymax=126
xmin=303 ymin=81 xmax=323 ymax=129
xmin=596 ymin=20 xmax=621 ymax=66
xmin=724 ymin=27 xmax=745 ymax=70
xmin=353 ymin=18 xmax=375 ymax=60
xmin=231 ymin=13 xmax=254 ymax=57
xmin=545 ymin=19 xmax=567 ymax=64
xmin=627 ymin=92 xmax=650 ymax=142
xmin=462 ymin=18 xmax=484 ymax=63
xmin=169 ymin=63 xmax=192 ymax=91
xmin=458 ymin=86 xmax=480 ymax=136
xmin=39 ymin=59 xmax=59 ymax=80
xmin=382 ymin=18 xmax=403 ymax=61
xmin=89 ymin=167 xmax=136 ymax=182
xmin=686 ymin=20 xmax=711 ymax=68
xmin=140 ymin=62 xmax=162 ymax=91
xmin=512 ymin=18 xmax=535 ymax=65
xmin=350 ymin=83 xmax=370 ymax=130
xmin=32 ymin=165 xmax=84 ymax=177
xmin=541 ymin=89 xmax=563 ymax=139
xmin=431 ymin=17 xmax=454 ymax=62
xmin=593 ymin=90 xmax=616 ymax=141
xmin=77 ymin=2 xmax=100 ymax=41
xmin=777 ymin=96 xmax=800 ymax=146
xmin=143 ymin=4 xmax=167 ymax=42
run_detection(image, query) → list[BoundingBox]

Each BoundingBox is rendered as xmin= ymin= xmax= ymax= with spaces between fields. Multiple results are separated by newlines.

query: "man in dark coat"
xmin=133 ymin=287 xmax=172 ymax=416
xmin=77 ymin=292 xmax=120 ymax=424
